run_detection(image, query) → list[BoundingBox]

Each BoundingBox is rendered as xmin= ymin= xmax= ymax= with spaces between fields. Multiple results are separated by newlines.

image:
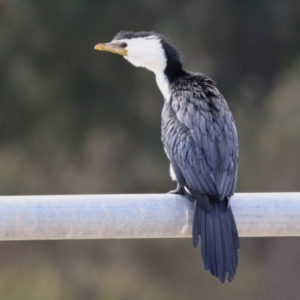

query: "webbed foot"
xmin=168 ymin=184 xmax=194 ymax=203
xmin=168 ymin=184 xmax=185 ymax=195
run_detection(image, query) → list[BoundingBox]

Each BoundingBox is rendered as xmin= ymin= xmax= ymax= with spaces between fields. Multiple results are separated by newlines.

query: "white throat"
xmin=123 ymin=36 xmax=166 ymax=73
xmin=120 ymin=36 xmax=171 ymax=102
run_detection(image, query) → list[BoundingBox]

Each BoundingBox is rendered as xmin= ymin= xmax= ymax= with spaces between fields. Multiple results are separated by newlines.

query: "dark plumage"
xmin=162 ymin=72 xmax=239 ymax=283
xmin=114 ymin=31 xmax=158 ymax=40
xmin=95 ymin=31 xmax=239 ymax=283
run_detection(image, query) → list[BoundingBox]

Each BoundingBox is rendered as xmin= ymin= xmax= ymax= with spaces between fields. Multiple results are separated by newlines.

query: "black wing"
xmin=161 ymin=75 xmax=238 ymax=209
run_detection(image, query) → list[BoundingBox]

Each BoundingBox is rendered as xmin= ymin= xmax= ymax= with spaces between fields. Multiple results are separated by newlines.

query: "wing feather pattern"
xmin=162 ymin=75 xmax=238 ymax=201
xmin=161 ymin=73 xmax=239 ymax=282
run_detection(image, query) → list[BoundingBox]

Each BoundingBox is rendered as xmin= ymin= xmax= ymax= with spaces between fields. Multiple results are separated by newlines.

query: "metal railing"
xmin=0 ymin=193 xmax=298 ymax=240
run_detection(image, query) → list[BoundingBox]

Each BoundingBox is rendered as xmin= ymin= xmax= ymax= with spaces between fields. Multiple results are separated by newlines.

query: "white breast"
xmin=155 ymin=71 xmax=171 ymax=102
xmin=169 ymin=164 xmax=177 ymax=181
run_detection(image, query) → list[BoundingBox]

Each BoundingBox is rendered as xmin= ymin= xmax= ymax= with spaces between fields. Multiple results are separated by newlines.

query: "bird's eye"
xmin=119 ymin=42 xmax=127 ymax=48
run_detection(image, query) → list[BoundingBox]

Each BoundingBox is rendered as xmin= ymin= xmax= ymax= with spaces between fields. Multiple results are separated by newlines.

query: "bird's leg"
xmin=168 ymin=184 xmax=194 ymax=203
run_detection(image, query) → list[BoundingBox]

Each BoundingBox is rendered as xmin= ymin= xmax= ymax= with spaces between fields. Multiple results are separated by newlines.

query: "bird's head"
xmin=95 ymin=31 xmax=183 ymax=80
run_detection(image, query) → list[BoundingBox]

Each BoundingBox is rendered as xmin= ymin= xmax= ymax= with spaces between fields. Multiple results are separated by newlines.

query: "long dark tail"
xmin=192 ymin=196 xmax=239 ymax=283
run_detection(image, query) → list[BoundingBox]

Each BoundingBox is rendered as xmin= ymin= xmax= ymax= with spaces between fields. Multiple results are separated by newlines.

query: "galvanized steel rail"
xmin=0 ymin=193 xmax=298 ymax=240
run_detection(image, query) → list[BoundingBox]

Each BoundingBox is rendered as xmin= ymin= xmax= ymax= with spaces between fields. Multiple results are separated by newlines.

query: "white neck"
xmin=120 ymin=36 xmax=171 ymax=101
xmin=155 ymin=71 xmax=170 ymax=102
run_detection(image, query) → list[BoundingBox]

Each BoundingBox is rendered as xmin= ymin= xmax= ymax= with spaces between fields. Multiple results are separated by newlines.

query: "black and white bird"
xmin=95 ymin=31 xmax=239 ymax=283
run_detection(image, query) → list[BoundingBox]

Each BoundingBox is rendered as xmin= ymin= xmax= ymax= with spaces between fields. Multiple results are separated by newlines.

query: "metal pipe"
xmin=0 ymin=193 xmax=298 ymax=240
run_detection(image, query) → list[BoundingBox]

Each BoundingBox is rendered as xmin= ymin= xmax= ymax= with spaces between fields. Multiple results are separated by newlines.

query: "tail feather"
xmin=192 ymin=197 xmax=239 ymax=283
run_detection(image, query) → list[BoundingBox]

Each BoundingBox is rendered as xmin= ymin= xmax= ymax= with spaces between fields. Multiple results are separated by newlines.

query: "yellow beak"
xmin=94 ymin=43 xmax=127 ymax=56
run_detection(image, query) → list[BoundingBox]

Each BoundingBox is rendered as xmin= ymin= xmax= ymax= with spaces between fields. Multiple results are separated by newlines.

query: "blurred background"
xmin=0 ymin=0 xmax=300 ymax=299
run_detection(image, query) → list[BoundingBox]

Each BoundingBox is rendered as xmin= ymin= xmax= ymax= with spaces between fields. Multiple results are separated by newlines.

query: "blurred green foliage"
xmin=1 ymin=0 xmax=300 ymax=299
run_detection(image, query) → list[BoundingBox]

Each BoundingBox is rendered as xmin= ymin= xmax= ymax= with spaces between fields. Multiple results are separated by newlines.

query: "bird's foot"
xmin=168 ymin=184 xmax=185 ymax=195
xmin=168 ymin=185 xmax=194 ymax=203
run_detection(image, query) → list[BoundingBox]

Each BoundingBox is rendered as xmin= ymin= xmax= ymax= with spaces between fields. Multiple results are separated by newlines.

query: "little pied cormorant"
xmin=94 ymin=31 xmax=239 ymax=283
